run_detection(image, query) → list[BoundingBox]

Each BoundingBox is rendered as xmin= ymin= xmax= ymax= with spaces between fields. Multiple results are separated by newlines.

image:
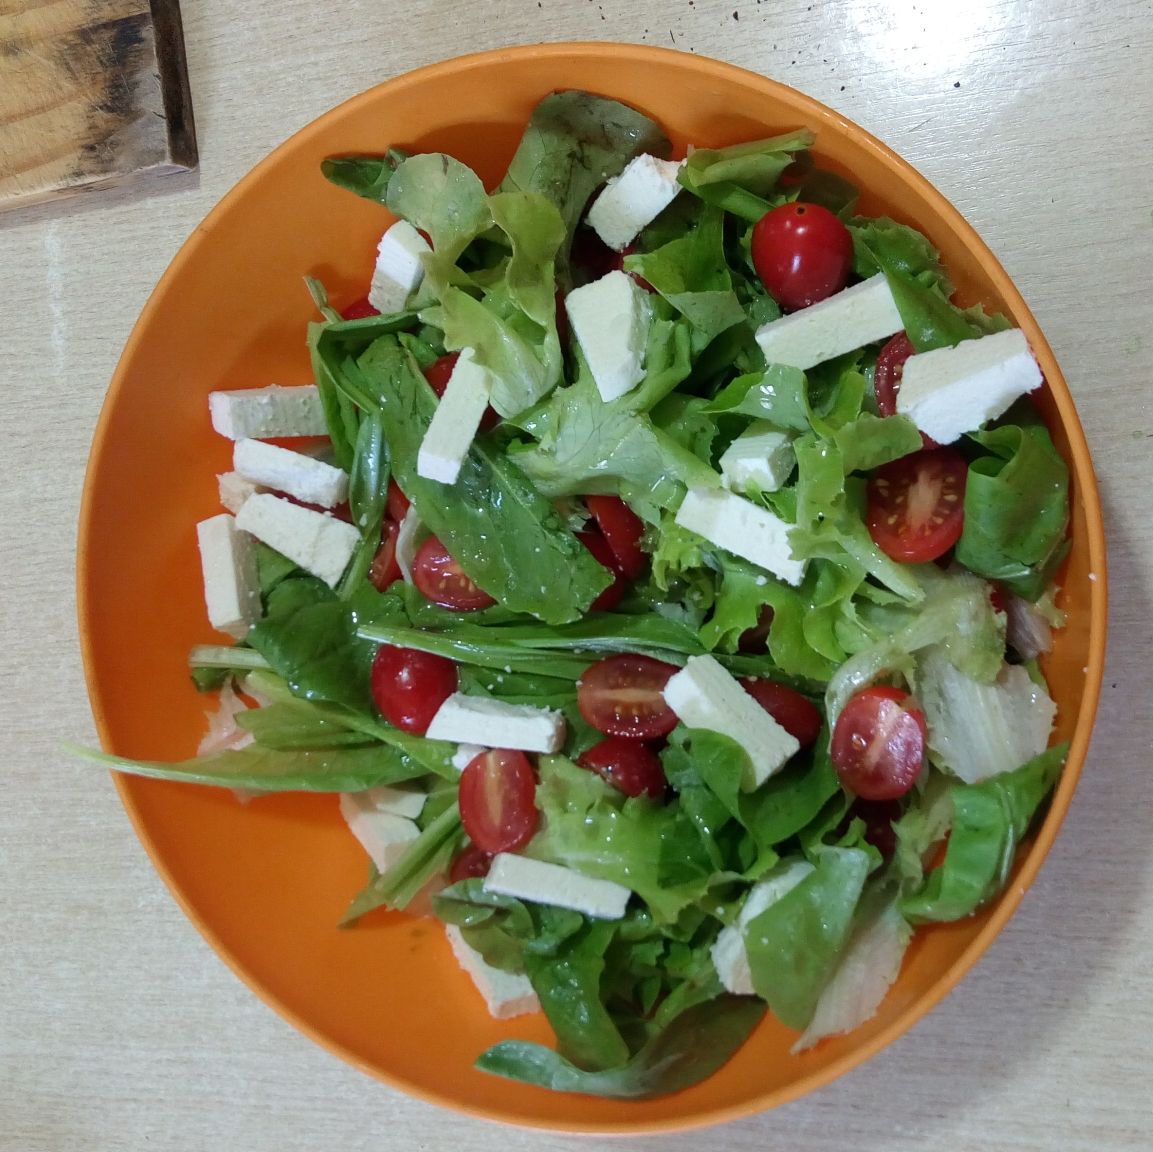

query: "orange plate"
xmin=78 ymin=43 xmax=1107 ymax=1134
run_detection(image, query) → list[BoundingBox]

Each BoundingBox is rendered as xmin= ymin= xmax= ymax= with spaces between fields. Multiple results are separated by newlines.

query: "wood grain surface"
xmin=0 ymin=0 xmax=195 ymax=208
xmin=1 ymin=1 xmax=1151 ymax=1150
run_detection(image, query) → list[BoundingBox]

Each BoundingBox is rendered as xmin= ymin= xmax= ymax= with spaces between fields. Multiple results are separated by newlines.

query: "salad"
xmin=85 ymin=91 xmax=1072 ymax=1100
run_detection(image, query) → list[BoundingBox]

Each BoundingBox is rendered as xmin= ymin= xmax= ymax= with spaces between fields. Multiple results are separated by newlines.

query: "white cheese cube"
xmin=664 ymin=655 xmax=800 ymax=790
xmin=586 ymin=154 xmax=684 ymax=251
xmin=896 ymin=327 xmax=1044 ymax=444
xmin=235 ymin=493 xmax=359 ymax=588
xmin=368 ymin=220 xmax=431 ymax=315
xmin=208 ymin=384 xmax=327 ymax=440
xmin=217 ymin=471 xmax=261 ymax=514
xmin=196 ymin=514 xmax=261 ymax=639
xmin=565 ymin=270 xmax=652 ymax=402
xmin=342 ymin=784 xmax=427 ymax=821
xmin=719 ymin=423 xmax=796 ymax=493
xmin=425 ymin=694 xmax=566 ymax=754
xmin=755 ymin=274 xmax=903 ymax=370
xmin=233 ymin=438 xmax=349 ymax=509
xmin=675 ymin=485 xmax=805 ymax=587
xmin=416 ymin=348 xmax=493 ymax=485
xmin=484 ymin=854 xmax=631 ymax=920
xmin=450 ymin=743 xmax=489 ymax=772
xmin=338 ymin=795 xmax=419 ymax=873
xmin=711 ymin=861 xmax=815 ymax=994
xmin=444 ymin=924 xmax=540 ymax=1020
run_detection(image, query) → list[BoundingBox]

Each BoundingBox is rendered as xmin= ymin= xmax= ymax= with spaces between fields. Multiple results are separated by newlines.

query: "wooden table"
xmin=3 ymin=2 xmax=1150 ymax=1148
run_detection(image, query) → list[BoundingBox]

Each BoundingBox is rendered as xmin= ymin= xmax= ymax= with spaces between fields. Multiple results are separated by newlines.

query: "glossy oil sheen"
xmin=77 ymin=42 xmax=1107 ymax=1134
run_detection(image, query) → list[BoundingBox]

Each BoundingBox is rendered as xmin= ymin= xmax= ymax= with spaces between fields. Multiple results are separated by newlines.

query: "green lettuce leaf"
xmin=744 ymin=846 xmax=871 ymax=1029
xmin=956 ymin=421 xmax=1071 ymax=601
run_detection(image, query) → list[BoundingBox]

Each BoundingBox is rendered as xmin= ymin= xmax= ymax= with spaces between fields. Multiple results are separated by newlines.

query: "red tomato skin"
xmin=866 ymin=446 xmax=968 ymax=564
xmin=842 ymin=798 xmax=904 ymax=859
xmin=458 ymin=750 xmax=540 ymax=855
xmin=340 ymin=296 xmax=380 ymax=320
xmin=370 ymin=645 xmax=458 ymax=734
xmin=386 ymin=479 xmax=410 ymax=524
xmin=368 ymin=521 xmax=401 ymax=592
xmin=449 ymin=842 xmax=493 ymax=884
xmin=577 ymin=654 xmax=680 ymax=740
xmin=412 ymin=536 xmax=496 ymax=612
xmin=578 ymin=737 xmax=667 ymax=799
xmin=740 ymin=678 xmax=823 ymax=747
xmin=579 ymin=530 xmax=626 ymax=612
xmin=423 ymin=353 xmax=460 ymax=397
xmin=874 ymin=333 xmax=937 ymax=450
xmin=750 ymin=202 xmax=853 ymax=312
xmin=586 ymin=495 xmax=647 ymax=579
xmin=830 ymin=686 xmax=926 ymax=801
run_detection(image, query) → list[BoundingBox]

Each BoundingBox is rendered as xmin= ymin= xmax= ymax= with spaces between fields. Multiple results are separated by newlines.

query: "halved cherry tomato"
xmin=578 ymin=737 xmax=667 ymax=799
xmin=412 ymin=535 xmax=496 ymax=611
xmin=740 ymin=678 xmax=822 ymax=747
xmin=831 ymin=686 xmax=926 ymax=801
xmin=449 ymin=842 xmax=493 ymax=884
xmin=579 ymin=530 xmax=626 ymax=612
xmin=866 ymin=446 xmax=968 ymax=563
xmin=370 ymin=644 xmax=458 ymax=734
xmin=458 ymin=749 xmax=539 ymax=854
xmin=340 ymin=296 xmax=380 ymax=320
xmin=368 ymin=521 xmax=401 ymax=592
xmin=586 ymin=495 xmax=647 ymax=580
xmin=386 ymin=479 xmax=410 ymax=524
xmin=874 ymin=332 xmax=937 ymax=449
xmin=751 ymin=202 xmax=853 ymax=312
xmin=577 ymin=654 xmax=679 ymax=740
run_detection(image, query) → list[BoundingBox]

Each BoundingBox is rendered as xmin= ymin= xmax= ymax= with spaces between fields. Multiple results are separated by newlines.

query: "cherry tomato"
xmin=458 ymin=749 xmax=539 ymax=854
xmin=368 ymin=521 xmax=401 ymax=592
xmin=874 ymin=332 xmax=937 ymax=449
xmin=866 ymin=446 xmax=968 ymax=563
xmin=578 ymin=737 xmax=667 ymax=799
xmin=340 ymin=296 xmax=380 ymax=320
xmin=988 ymin=583 xmax=1008 ymax=615
xmin=750 ymin=202 xmax=853 ymax=312
xmin=579 ymin=530 xmax=626 ymax=612
xmin=586 ymin=495 xmax=647 ymax=580
xmin=831 ymin=686 xmax=926 ymax=801
xmin=370 ymin=644 xmax=458 ymax=734
xmin=571 ymin=225 xmax=625 ymax=281
xmin=386 ymin=479 xmax=410 ymax=524
xmin=577 ymin=654 xmax=680 ymax=740
xmin=412 ymin=535 xmax=496 ymax=611
xmin=423 ymin=352 xmax=459 ymax=397
xmin=448 ymin=842 xmax=493 ymax=884
xmin=740 ymin=678 xmax=822 ymax=747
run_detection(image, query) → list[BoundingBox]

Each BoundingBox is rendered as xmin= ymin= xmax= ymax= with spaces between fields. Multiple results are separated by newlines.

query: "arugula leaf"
xmin=247 ymin=578 xmax=377 ymax=711
xmin=320 ymin=148 xmax=407 ymax=203
xmin=497 ymin=90 xmax=670 ymax=284
xmin=353 ymin=335 xmax=610 ymax=624
xmin=475 ymin=995 xmax=764 ymax=1098
xmin=69 ymin=741 xmax=430 ymax=793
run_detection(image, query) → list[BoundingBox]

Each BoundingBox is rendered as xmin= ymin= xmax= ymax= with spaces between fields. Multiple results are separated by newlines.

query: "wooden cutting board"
xmin=0 ymin=0 xmax=197 ymax=210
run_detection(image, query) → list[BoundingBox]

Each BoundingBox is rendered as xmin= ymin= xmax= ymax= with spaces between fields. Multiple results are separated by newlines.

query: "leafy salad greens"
xmin=83 ymin=90 xmax=1072 ymax=1100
